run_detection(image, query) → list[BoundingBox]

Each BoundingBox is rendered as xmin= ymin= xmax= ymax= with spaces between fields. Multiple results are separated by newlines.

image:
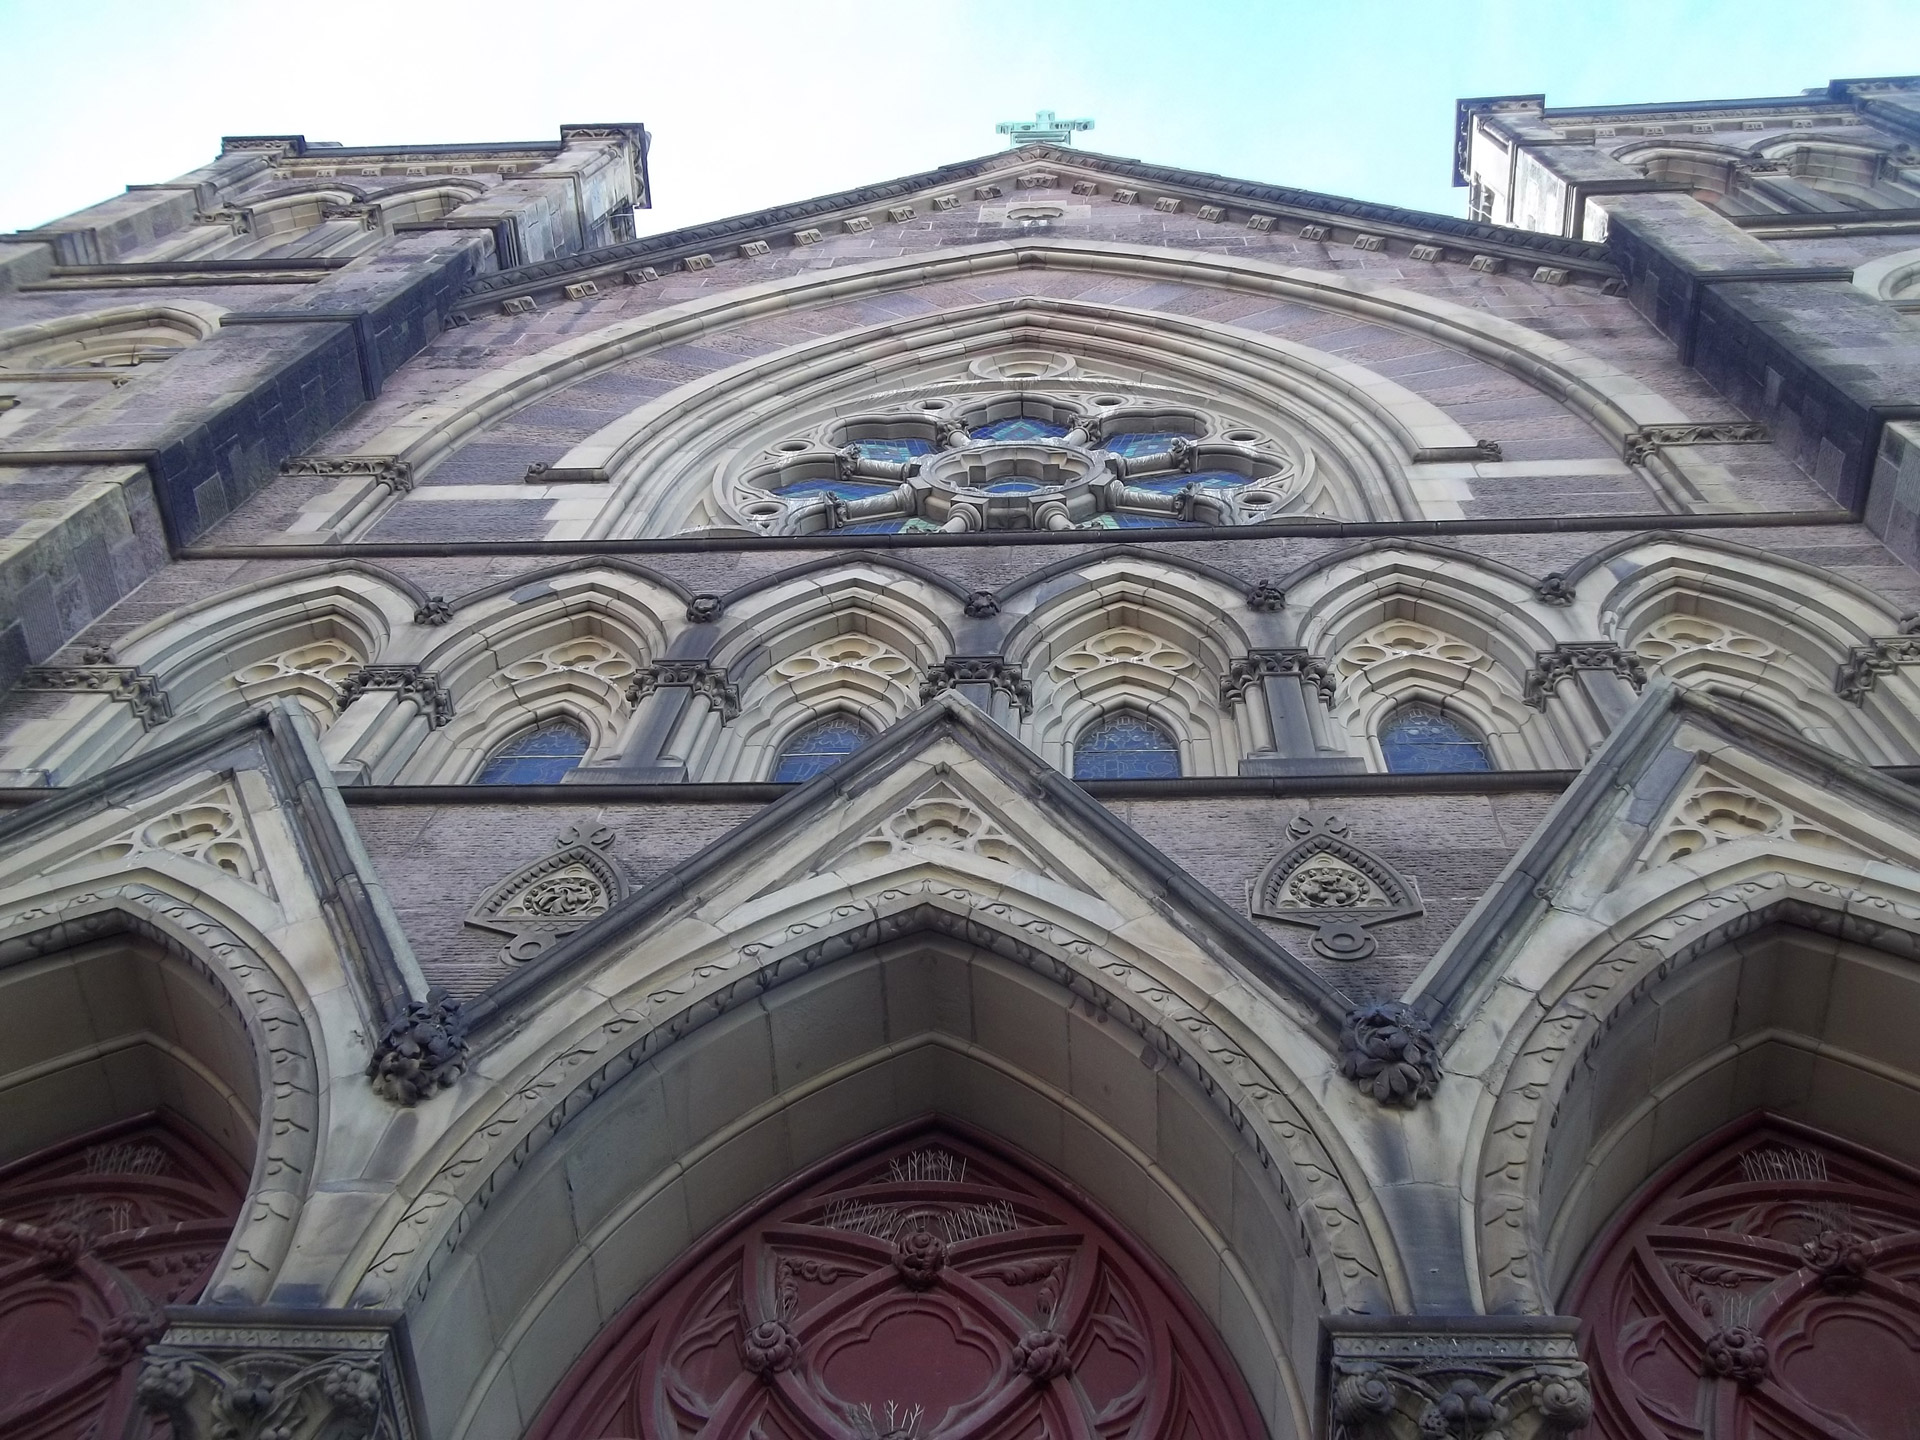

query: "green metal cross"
xmin=995 ymin=110 xmax=1094 ymax=147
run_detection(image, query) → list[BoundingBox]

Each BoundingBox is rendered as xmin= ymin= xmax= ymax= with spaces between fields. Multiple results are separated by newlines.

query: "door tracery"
xmin=0 ymin=1113 xmax=247 ymax=1440
xmin=1569 ymin=1116 xmax=1920 ymax=1439
xmin=533 ymin=1127 xmax=1264 ymax=1440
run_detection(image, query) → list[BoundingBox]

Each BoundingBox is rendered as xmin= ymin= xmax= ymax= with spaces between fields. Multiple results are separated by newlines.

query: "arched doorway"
xmin=0 ymin=1113 xmax=247 ymax=1440
xmin=530 ymin=1124 xmax=1265 ymax=1440
xmin=1568 ymin=1115 xmax=1920 ymax=1439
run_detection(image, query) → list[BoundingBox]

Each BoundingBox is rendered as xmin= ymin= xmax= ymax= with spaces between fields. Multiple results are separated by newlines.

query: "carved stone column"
xmin=137 ymin=1308 xmax=420 ymax=1440
xmin=1221 ymin=649 xmax=1362 ymax=775
xmin=1323 ymin=1318 xmax=1592 ymax=1440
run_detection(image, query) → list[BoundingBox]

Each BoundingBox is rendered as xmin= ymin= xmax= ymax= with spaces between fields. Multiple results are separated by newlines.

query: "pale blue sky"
xmin=0 ymin=0 xmax=1912 ymax=237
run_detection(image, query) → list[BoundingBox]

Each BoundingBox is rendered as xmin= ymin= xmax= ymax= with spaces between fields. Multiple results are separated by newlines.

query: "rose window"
xmin=746 ymin=387 xmax=1297 ymax=536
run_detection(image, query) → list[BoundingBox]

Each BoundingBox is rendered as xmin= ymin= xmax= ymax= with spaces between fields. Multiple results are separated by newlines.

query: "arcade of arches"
xmin=5 ymin=69 xmax=1920 ymax=1440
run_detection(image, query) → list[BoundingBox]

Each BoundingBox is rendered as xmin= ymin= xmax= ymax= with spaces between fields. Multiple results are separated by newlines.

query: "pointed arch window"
xmin=476 ymin=717 xmax=589 ymax=784
xmin=1378 ymin=703 xmax=1492 ymax=773
xmin=1073 ymin=710 xmax=1181 ymax=779
xmin=772 ymin=714 xmax=874 ymax=782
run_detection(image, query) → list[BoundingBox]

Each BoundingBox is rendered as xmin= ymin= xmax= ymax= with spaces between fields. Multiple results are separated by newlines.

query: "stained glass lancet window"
xmin=476 ymin=717 xmax=590 ymax=783
xmin=1072 ymin=711 xmax=1181 ymax=779
xmin=1378 ymin=703 xmax=1492 ymax=773
xmin=772 ymin=714 xmax=875 ymax=782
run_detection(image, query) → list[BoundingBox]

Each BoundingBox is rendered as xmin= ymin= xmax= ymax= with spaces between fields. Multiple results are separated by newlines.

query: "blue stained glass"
xmin=971 ymin=417 xmax=1069 ymax=442
xmin=848 ymin=438 xmax=935 ymax=462
xmin=775 ymin=478 xmax=892 ymax=502
xmin=981 ymin=479 xmax=1042 ymax=494
xmin=1111 ymin=513 xmax=1197 ymax=528
xmin=1183 ymin=469 xmax=1253 ymax=488
xmin=838 ymin=519 xmax=910 ymax=533
xmin=476 ymin=718 xmax=589 ymax=784
xmin=1103 ymin=430 xmax=1196 ymax=457
xmin=1073 ymin=712 xmax=1181 ymax=780
xmin=1126 ymin=472 xmax=1248 ymax=496
xmin=1379 ymin=704 xmax=1493 ymax=774
xmin=773 ymin=715 xmax=875 ymax=782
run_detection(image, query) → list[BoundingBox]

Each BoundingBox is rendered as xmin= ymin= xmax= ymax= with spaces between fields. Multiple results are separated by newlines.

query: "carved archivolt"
xmin=350 ymin=873 xmax=1395 ymax=1319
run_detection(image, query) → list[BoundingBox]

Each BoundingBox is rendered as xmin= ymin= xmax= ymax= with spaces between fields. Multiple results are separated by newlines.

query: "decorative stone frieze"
xmin=1409 ymin=243 xmax=1443 ymax=261
xmin=1221 ymin=649 xmax=1335 ymax=707
xmin=1468 ymin=254 xmax=1505 ymax=274
xmin=137 ymin=1310 xmax=418 ymax=1440
xmin=321 ymin=203 xmax=383 ymax=230
xmin=1300 ymin=224 xmax=1331 ymax=241
xmin=1325 ymin=1319 xmax=1591 ymax=1439
xmin=366 ymin=994 xmax=470 ymax=1104
xmin=1246 ymin=214 xmax=1275 ymax=230
xmin=739 ymin=240 xmax=770 ymax=257
xmin=1622 ymin=421 xmax=1768 ymax=464
xmin=1070 ymin=180 xmax=1098 ymax=195
xmin=1252 ymin=812 xmax=1421 ymax=960
xmin=336 ymin=665 xmax=455 ymax=727
xmin=1197 ymin=204 xmax=1226 ymax=221
xmin=1522 ymin=642 xmax=1647 ymax=708
xmin=930 ymin=194 xmax=960 ymax=210
xmin=684 ymin=253 xmax=715 ymax=271
xmin=1111 ymin=188 xmax=1139 ymax=204
xmin=974 ymin=185 xmax=1003 ymax=200
xmin=20 ymin=664 xmax=173 ymax=728
xmin=279 ymin=455 xmax=415 ymax=493
xmin=843 ymin=216 xmax=874 ymax=234
xmin=627 ymin=659 xmax=742 ymax=720
xmin=1153 ymin=196 xmax=1182 ymax=213
xmin=793 ymin=227 xmax=823 ymax=245
xmin=501 ymin=295 xmax=537 ymax=315
xmin=563 ymin=279 xmax=601 ymax=299
xmin=1835 ymin=635 xmax=1920 ymax=701
xmin=624 ymin=265 xmax=660 ymax=282
xmin=1352 ymin=234 xmax=1385 ymax=251
xmin=1533 ymin=266 xmax=1570 ymax=285
xmin=919 ymin=656 xmax=1034 ymax=716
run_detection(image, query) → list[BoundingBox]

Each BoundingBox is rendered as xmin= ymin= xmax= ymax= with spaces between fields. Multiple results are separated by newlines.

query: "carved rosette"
xmin=1325 ymin=1323 xmax=1592 ymax=1440
xmin=464 ymin=823 xmax=629 ymax=962
xmin=1339 ymin=1003 xmax=1442 ymax=1107
xmin=1250 ymin=813 xmax=1421 ymax=960
xmin=366 ymin=995 xmax=469 ymax=1105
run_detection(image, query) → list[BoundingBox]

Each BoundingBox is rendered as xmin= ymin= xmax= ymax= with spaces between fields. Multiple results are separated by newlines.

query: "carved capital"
xmin=366 ymin=995 xmax=469 ymax=1106
xmin=1325 ymin=1320 xmax=1592 ymax=1439
xmin=920 ymin=656 xmax=1033 ymax=716
xmin=627 ymin=661 xmax=741 ymax=721
xmin=1339 ymin=1002 xmax=1442 ymax=1107
xmin=1835 ymin=636 xmax=1920 ymax=702
xmin=1523 ymin=642 xmax=1647 ymax=709
xmin=1220 ymin=649 xmax=1335 ymax=706
xmin=336 ymin=665 xmax=455 ymax=727
xmin=137 ymin=1311 xmax=416 ymax=1440
xmin=20 ymin=665 xmax=173 ymax=729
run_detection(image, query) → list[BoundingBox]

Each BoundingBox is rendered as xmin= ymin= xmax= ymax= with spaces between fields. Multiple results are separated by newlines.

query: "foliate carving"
xmin=278 ymin=455 xmax=415 ymax=493
xmin=1326 ymin=1325 xmax=1590 ymax=1440
xmin=1339 ymin=1002 xmax=1441 ymax=1106
xmin=1246 ymin=580 xmax=1287 ymax=612
xmin=891 ymin=1225 xmax=947 ymax=1288
xmin=1522 ymin=643 xmax=1647 ymax=708
xmin=335 ymin=665 xmax=455 ymax=726
xmin=466 ymin=823 xmax=628 ymax=962
xmin=919 ymin=656 xmax=1033 ymax=716
xmin=1252 ymin=813 xmax=1422 ymax=961
xmin=627 ymin=660 xmax=741 ymax=720
xmin=1623 ymin=421 xmax=1768 ymax=464
xmin=1835 ymin=635 xmax=1920 ymax=702
xmin=20 ymin=665 xmax=173 ymax=728
xmin=366 ymin=994 xmax=469 ymax=1105
xmin=740 ymin=1318 xmax=800 ymax=1377
xmin=135 ymin=1317 xmax=414 ymax=1440
xmin=412 ymin=596 xmax=452 ymax=626
xmin=686 ymin=592 xmax=724 ymax=623
xmin=1533 ymin=572 xmax=1576 ymax=606
xmin=963 ymin=588 xmax=1000 ymax=618
xmin=1011 ymin=1327 xmax=1071 ymax=1382
xmin=1220 ymin=649 xmax=1335 ymax=707
xmin=1702 ymin=1325 xmax=1768 ymax=1386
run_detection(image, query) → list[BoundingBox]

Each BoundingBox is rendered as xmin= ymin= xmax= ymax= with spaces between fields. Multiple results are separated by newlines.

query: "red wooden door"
xmin=0 ymin=1114 xmax=245 ymax=1440
xmin=532 ymin=1128 xmax=1265 ymax=1440
xmin=1568 ymin=1117 xmax=1920 ymax=1439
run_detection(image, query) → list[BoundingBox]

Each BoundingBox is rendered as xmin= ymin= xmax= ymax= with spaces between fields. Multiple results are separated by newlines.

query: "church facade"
xmin=2 ymin=75 xmax=1919 ymax=1440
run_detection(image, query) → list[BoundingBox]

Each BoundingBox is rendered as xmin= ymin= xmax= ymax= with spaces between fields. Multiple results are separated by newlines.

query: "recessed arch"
xmin=0 ymin=301 xmax=225 ymax=373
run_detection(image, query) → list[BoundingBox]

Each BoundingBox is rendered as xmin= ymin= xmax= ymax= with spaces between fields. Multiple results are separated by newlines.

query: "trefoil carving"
xmin=465 ymin=822 xmax=629 ymax=962
xmin=1250 ymin=812 xmax=1420 ymax=960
